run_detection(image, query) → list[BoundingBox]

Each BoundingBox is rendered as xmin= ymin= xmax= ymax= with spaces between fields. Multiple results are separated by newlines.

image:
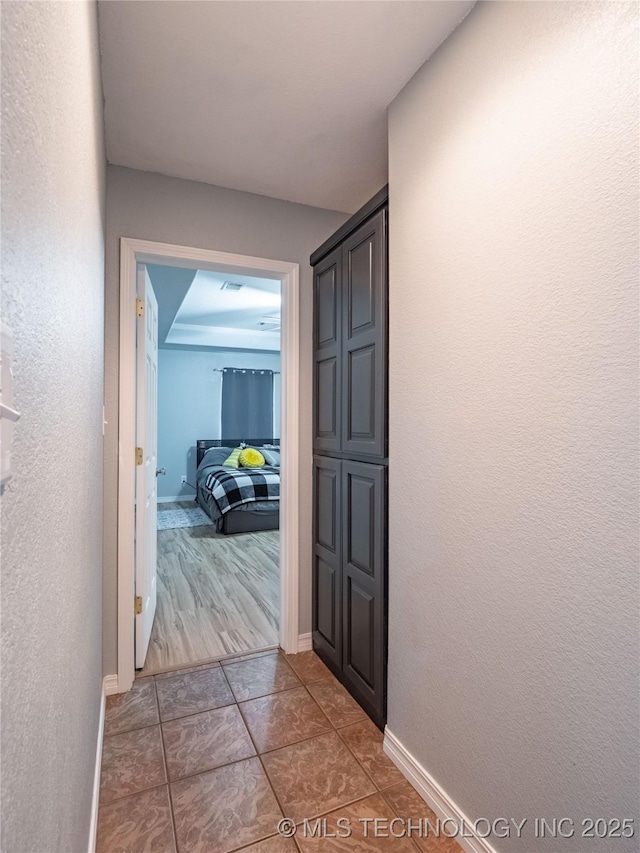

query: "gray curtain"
xmin=221 ymin=368 xmax=274 ymax=439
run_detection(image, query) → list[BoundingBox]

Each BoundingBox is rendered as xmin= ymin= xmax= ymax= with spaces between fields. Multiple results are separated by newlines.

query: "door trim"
xmin=117 ymin=237 xmax=300 ymax=692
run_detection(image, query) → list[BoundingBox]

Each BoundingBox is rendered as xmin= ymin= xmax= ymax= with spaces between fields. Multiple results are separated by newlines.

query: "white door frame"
xmin=117 ymin=237 xmax=300 ymax=692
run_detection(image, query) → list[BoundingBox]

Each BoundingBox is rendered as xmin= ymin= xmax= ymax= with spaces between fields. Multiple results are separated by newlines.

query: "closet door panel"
xmin=313 ymin=248 xmax=342 ymax=452
xmin=341 ymin=210 xmax=387 ymax=458
xmin=342 ymin=460 xmax=387 ymax=726
xmin=312 ymin=455 xmax=342 ymax=669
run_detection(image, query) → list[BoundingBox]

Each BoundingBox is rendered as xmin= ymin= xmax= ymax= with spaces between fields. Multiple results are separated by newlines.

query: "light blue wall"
xmin=157 ymin=347 xmax=281 ymax=499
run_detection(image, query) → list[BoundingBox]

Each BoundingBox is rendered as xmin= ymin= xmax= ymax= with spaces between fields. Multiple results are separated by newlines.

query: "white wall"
xmin=157 ymin=347 xmax=281 ymax=499
xmin=104 ymin=165 xmax=348 ymax=672
xmin=387 ymin=2 xmax=638 ymax=849
xmin=0 ymin=2 xmax=106 ymax=851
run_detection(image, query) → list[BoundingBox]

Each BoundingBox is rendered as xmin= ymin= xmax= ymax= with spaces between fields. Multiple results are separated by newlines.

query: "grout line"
xmin=235 ymin=693 xmax=292 ymax=849
xmin=333 ymin=720 xmax=386 ymax=794
xmin=156 ymin=692 xmax=180 ymax=853
xmin=102 ymin=719 xmax=162 ymax=738
xmin=226 ymin=833 xmax=288 ymax=853
xmin=300 ymin=683 xmax=339 ymax=730
xmin=377 ymin=785 xmax=425 ymax=853
xmin=301 ymin=682 xmax=338 ymax=729
xmin=158 ymin=699 xmax=237 ymax=726
xmin=226 ymin=681 xmax=301 ymax=704
xmin=291 ymin=789 xmax=385 ymax=828
xmin=102 ymin=720 xmax=161 ymax=746
xmin=99 ymin=780 xmax=171 ymax=806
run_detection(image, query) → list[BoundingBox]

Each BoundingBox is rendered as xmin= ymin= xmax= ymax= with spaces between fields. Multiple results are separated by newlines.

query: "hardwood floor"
xmin=141 ymin=502 xmax=279 ymax=675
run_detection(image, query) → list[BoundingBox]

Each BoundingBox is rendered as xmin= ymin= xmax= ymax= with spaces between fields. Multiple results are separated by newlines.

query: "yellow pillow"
xmin=223 ymin=447 xmax=242 ymax=468
xmin=239 ymin=447 xmax=265 ymax=468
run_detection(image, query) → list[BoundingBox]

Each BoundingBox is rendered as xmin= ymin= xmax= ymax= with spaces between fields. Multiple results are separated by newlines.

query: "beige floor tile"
xmin=284 ymin=651 xmax=331 ymax=684
xmin=96 ymin=785 xmax=175 ymax=853
xmin=381 ymin=781 xmax=463 ymax=853
xmin=155 ymin=666 xmax=234 ymax=721
xmin=295 ymin=792 xmax=418 ymax=851
xmin=171 ymin=757 xmax=283 ymax=853
xmin=223 ymin=652 xmax=301 ymax=701
xmin=239 ymin=686 xmax=332 ymax=753
xmin=307 ymin=677 xmax=368 ymax=728
xmin=100 ymin=726 xmax=166 ymax=803
xmin=261 ymin=731 xmax=376 ymax=824
xmin=105 ymin=679 xmax=159 ymax=737
xmin=338 ymin=719 xmax=404 ymax=789
xmin=162 ymin=704 xmax=255 ymax=780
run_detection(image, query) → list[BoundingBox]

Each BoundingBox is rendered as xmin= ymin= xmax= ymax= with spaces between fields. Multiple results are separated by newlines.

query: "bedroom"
xmin=142 ymin=261 xmax=283 ymax=674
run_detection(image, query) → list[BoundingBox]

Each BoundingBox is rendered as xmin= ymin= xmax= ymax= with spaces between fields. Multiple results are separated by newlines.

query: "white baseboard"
xmin=158 ymin=493 xmax=196 ymax=504
xmin=297 ymin=632 xmax=313 ymax=652
xmin=383 ymin=728 xmax=497 ymax=853
xmin=104 ymin=674 xmax=119 ymax=696
xmin=88 ymin=677 xmax=110 ymax=853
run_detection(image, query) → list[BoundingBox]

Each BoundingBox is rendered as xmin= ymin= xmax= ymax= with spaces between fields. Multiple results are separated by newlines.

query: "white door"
xmin=135 ymin=264 xmax=159 ymax=668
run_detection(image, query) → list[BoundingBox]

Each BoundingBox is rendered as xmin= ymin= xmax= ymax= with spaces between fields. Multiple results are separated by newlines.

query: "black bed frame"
xmin=196 ymin=438 xmax=280 ymax=467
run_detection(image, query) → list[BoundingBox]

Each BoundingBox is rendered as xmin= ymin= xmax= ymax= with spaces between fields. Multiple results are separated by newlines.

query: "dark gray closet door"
xmin=341 ymin=460 xmax=387 ymax=726
xmin=341 ymin=210 xmax=387 ymax=459
xmin=313 ymin=248 xmax=342 ymax=453
xmin=312 ymin=455 xmax=342 ymax=668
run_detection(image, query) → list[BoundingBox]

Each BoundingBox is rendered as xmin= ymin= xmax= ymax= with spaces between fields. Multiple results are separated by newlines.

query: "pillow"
xmin=223 ymin=447 xmax=243 ymax=468
xmin=261 ymin=448 xmax=281 ymax=467
xmin=239 ymin=447 xmax=265 ymax=468
xmin=201 ymin=447 xmax=235 ymax=468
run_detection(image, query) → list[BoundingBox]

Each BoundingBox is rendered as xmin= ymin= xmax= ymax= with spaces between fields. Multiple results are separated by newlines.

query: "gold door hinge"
xmin=136 ymin=298 xmax=144 ymax=318
xmin=135 ymin=447 xmax=143 ymax=465
xmin=134 ymin=595 xmax=143 ymax=615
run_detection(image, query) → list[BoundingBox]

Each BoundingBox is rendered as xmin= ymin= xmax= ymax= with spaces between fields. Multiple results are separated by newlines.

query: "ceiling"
xmin=98 ymin=1 xmax=474 ymax=213
xmin=148 ymin=265 xmax=281 ymax=351
xmin=146 ymin=264 xmax=197 ymax=345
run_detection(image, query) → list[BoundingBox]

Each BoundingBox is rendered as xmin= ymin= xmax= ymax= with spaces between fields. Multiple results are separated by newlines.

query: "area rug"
xmin=157 ymin=507 xmax=214 ymax=530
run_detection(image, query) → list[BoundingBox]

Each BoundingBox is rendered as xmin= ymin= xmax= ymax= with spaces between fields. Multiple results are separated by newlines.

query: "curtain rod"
xmin=213 ymin=368 xmax=281 ymax=374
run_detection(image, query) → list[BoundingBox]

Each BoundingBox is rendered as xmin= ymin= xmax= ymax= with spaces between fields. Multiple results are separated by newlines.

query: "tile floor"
xmin=98 ymin=650 xmax=463 ymax=852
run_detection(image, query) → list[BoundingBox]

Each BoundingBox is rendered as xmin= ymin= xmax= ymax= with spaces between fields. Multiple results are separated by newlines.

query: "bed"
xmin=195 ymin=438 xmax=280 ymax=535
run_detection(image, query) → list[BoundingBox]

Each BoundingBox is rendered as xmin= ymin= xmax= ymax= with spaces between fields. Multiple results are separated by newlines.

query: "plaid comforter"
xmin=203 ymin=466 xmax=280 ymax=515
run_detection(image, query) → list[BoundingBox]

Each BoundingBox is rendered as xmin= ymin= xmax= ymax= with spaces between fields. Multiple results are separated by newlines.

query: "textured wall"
xmin=104 ymin=166 xmax=348 ymax=673
xmin=1 ymin=2 xmax=106 ymax=851
xmin=387 ymin=2 xmax=639 ymax=850
xmin=157 ymin=347 xmax=281 ymax=499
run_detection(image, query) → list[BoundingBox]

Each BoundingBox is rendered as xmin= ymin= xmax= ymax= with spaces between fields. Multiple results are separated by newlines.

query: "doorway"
xmin=116 ymin=238 xmax=300 ymax=692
